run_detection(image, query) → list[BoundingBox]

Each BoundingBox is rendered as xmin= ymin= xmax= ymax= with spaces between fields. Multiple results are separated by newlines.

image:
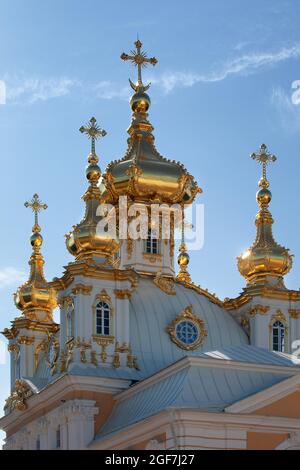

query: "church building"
xmin=1 ymin=40 xmax=300 ymax=450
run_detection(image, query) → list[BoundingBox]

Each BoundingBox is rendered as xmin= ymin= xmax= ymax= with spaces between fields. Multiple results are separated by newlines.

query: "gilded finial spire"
xmin=237 ymin=144 xmax=292 ymax=285
xmin=24 ymin=193 xmax=47 ymax=234
xmin=251 ymin=143 xmax=277 ymax=189
xmin=79 ymin=117 xmax=107 ymax=156
xmin=176 ymin=209 xmax=191 ymax=283
xmin=65 ymin=118 xmax=119 ymax=261
xmin=79 ymin=117 xmax=106 ymax=187
xmin=121 ymin=39 xmax=157 ymax=92
xmin=14 ymin=194 xmax=57 ymax=318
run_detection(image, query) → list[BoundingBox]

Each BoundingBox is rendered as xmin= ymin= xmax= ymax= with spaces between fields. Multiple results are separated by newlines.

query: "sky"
xmin=1 ymin=0 xmax=300 ymax=444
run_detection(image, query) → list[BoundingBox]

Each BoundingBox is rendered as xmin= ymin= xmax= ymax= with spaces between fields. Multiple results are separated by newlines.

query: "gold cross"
xmin=24 ymin=193 xmax=47 ymax=231
xmin=121 ymin=39 xmax=157 ymax=92
xmin=251 ymin=143 xmax=276 ymax=182
xmin=79 ymin=117 xmax=107 ymax=155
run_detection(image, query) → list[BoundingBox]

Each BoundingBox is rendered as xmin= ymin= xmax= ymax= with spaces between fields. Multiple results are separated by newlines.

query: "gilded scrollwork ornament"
xmin=5 ymin=380 xmax=33 ymax=412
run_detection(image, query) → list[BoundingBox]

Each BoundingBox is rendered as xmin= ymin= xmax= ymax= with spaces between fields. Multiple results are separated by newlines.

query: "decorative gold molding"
xmin=91 ymin=350 xmax=98 ymax=366
xmin=71 ymin=283 xmax=93 ymax=295
xmin=127 ymin=239 xmax=133 ymax=259
xmin=18 ymin=336 xmax=35 ymax=345
xmin=50 ymin=261 xmax=139 ymax=292
xmin=95 ymin=289 xmax=111 ymax=302
xmin=153 ymin=271 xmax=176 ymax=295
xmin=92 ymin=335 xmax=114 ymax=346
xmin=112 ymin=352 xmax=120 ymax=368
xmin=5 ymin=380 xmax=32 ymax=412
xmin=166 ymin=305 xmax=208 ymax=351
xmin=143 ymin=253 xmax=162 ymax=264
xmin=3 ymin=317 xmax=59 ymax=336
xmin=92 ymin=335 xmax=113 ymax=363
xmin=289 ymin=309 xmax=300 ymax=319
xmin=114 ymin=289 xmax=132 ymax=300
xmin=115 ymin=341 xmax=130 ymax=353
xmin=58 ymin=295 xmax=73 ymax=308
xmin=249 ymin=304 xmax=270 ymax=317
xmin=2 ymin=327 xmax=18 ymax=340
xmin=34 ymin=339 xmax=48 ymax=370
xmin=75 ymin=337 xmax=92 ymax=349
xmin=224 ymin=285 xmax=300 ymax=311
xmin=269 ymin=310 xmax=287 ymax=326
xmin=7 ymin=343 xmax=20 ymax=358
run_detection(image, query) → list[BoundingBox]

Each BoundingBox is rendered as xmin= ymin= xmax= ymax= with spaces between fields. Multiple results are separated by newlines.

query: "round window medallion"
xmin=175 ymin=320 xmax=199 ymax=346
xmin=166 ymin=304 xmax=208 ymax=351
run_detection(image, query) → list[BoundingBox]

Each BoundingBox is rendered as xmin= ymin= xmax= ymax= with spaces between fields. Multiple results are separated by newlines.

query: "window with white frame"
xmin=145 ymin=228 xmax=159 ymax=254
xmin=95 ymin=301 xmax=110 ymax=336
xmin=272 ymin=320 xmax=285 ymax=352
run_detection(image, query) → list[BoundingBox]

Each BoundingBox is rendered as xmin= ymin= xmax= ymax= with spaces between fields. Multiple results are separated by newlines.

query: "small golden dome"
xmin=66 ymin=118 xmax=119 ymax=261
xmin=15 ymin=194 xmax=57 ymax=319
xmin=238 ymin=144 xmax=293 ymax=285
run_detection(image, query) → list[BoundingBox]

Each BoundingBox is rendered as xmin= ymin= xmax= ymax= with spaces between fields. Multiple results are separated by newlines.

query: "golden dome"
xmin=100 ymin=40 xmax=201 ymax=206
xmin=237 ymin=144 xmax=293 ymax=285
xmin=14 ymin=194 xmax=57 ymax=320
xmin=66 ymin=118 xmax=119 ymax=261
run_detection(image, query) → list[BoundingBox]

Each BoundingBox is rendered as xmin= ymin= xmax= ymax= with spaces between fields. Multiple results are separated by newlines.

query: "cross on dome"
xmin=24 ymin=193 xmax=48 ymax=233
xmin=121 ymin=39 xmax=158 ymax=92
xmin=251 ymin=143 xmax=277 ymax=183
xmin=79 ymin=117 xmax=107 ymax=155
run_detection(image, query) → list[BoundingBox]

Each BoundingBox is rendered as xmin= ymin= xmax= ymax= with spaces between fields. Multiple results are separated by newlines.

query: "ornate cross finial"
xmin=79 ymin=117 xmax=107 ymax=155
xmin=251 ymin=143 xmax=277 ymax=183
xmin=24 ymin=193 xmax=47 ymax=232
xmin=121 ymin=39 xmax=158 ymax=92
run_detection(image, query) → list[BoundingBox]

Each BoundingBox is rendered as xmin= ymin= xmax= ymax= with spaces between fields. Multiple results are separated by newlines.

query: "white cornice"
xmin=90 ymin=408 xmax=300 ymax=449
xmin=0 ymin=374 xmax=131 ymax=433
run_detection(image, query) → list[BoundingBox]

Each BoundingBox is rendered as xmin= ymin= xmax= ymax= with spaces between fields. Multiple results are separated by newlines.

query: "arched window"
xmin=96 ymin=301 xmax=110 ymax=336
xmin=145 ymin=229 xmax=159 ymax=254
xmin=272 ymin=320 xmax=285 ymax=352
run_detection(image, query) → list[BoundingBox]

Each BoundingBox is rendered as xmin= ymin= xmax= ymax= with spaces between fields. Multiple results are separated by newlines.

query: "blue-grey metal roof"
xmin=197 ymin=344 xmax=300 ymax=367
xmin=129 ymin=278 xmax=248 ymax=376
xmin=95 ymin=359 xmax=294 ymax=441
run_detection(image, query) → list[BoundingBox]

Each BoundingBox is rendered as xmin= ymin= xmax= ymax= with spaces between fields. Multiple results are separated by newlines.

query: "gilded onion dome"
xmin=100 ymin=40 xmax=201 ymax=205
xmin=14 ymin=194 xmax=57 ymax=320
xmin=65 ymin=117 xmax=119 ymax=261
xmin=237 ymin=144 xmax=293 ymax=285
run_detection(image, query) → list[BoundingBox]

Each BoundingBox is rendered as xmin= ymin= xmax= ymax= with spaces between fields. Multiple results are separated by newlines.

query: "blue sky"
xmin=1 ymin=0 xmax=300 ymax=441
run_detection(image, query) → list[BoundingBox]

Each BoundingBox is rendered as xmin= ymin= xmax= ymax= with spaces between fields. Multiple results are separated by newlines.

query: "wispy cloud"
xmin=0 ymin=267 xmax=26 ymax=289
xmin=2 ymin=44 xmax=300 ymax=104
xmin=149 ymin=45 xmax=300 ymax=93
xmin=271 ymin=86 xmax=300 ymax=132
xmin=94 ymin=81 xmax=129 ymax=101
xmin=5 ymin=76 xmax=79 ymax=104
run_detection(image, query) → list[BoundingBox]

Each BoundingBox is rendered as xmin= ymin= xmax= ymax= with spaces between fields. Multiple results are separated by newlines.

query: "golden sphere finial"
xmin=130 ymin=91 xmax=151 ymax=113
